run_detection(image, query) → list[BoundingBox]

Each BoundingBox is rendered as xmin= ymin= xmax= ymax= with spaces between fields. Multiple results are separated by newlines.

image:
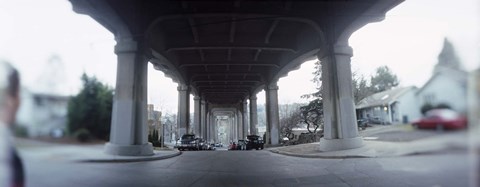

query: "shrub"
xmin=420 ymin=103 xmax=434 ymax=115
xmin=14 ymin=125 xmax=29 ymax=137
xmin=73 ymin=128 xmax=91 ymax=142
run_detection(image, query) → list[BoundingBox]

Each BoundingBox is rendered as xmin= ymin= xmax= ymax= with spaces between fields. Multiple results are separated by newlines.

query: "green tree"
xmin=352 ymin=72 xmax=373 ymax=103
xmin=67 ymin=73 xmax=113 ymax=141
xmin=299 ymin=60 xmax=323 ymax=135
xmin=299 ymin=98 xmax=323 ymax=133
xmin=279 ymin=106 xmax=302 ymax=139
xmin=370 ymin=66 xmax=399 ymax=93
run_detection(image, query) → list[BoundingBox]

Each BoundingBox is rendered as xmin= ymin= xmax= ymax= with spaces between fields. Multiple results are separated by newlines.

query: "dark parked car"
xmin=237 ymin=140 xmax=247 ymax=150
xmin=412 ymin=109 xmax=467 ymax=130
xmin=357 ymin=118 xmax=368 ymax=130
xmin=178 ymin=134 xmax=200 ymax=151
xmin=246 ymin=135 xmax=264 ymax=150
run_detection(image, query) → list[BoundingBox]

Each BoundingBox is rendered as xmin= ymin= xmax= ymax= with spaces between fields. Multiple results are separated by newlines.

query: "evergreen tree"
xmin=67 ymin=73 xmax=113 ymax=141
xmin=369 ymin=66 xmax=399 ymax=93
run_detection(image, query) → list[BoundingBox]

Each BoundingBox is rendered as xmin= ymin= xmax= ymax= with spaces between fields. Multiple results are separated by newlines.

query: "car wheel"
xmin=256 ymin=147 xmax=259 ymax=150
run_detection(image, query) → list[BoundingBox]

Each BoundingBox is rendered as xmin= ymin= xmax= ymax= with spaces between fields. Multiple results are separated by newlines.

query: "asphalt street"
xmin=22 ymin=147 xmax=471 ymax=187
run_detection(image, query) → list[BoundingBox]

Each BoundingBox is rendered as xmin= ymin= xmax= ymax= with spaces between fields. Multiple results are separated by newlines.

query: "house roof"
xmin=356 ymin=86 xmax=417 ymax=109
xmin=416 ymin=68 xmax=467 ymax=95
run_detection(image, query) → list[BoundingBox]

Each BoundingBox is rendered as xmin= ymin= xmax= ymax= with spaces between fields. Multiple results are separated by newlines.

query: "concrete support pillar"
xmin=206 ymin=112 xmax=211 ymax=141
xmin=105 ymin=40 xmax=154 ymax=156
xmin=229 ymin=116 xmax=235 ymax=142
xmin=243 ymin=100 xmax=249 ymax=136
xmin=233 ymin=114 xmax=238 ymax=141
xmin=177 ymin=84 xmax=190 ymax=136
xmin=210 ymin=114 xmax=215 ymax=142
xmin=265 ymin=90 xmax=271 ymax=144
xmin=249 ymin=96 xmax=258 ymax=135
xmin=265 ymin=83 xmax=280 ymax=145
xmin=215 ymin=118 xmax=218 ymax=142
xmin=318 ymin=44 xmax=364 ymax=151
xmin=193 ymin=96 xmax=201 ymax=136
xmin=237 ymin=110 xmax=244 ymax=140
xmin=200 ymin=100 xmax=207 ymax=139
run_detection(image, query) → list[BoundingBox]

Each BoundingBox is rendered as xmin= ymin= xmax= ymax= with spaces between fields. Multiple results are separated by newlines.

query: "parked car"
xmin=411 ymin=109 xmax=467 ymax=130
xmin=368 ymin=116 xmax=383 ymax=124
xmin=228 ymin=142 xmax=237 ymax=150
xmin=357 ymin=118 xmax=368 ymax=130
xmin=246 ymin=135 xmax=264 ymax=150
xmin=198 ymin=138 xmax=208 ymax=150
xmin=237 ymin=140 xmax=247 ymax=150
xmin=178 ymin=134 xmax=200 ymax=151
xmin=209 ymin=144 xmax=216 ymax=150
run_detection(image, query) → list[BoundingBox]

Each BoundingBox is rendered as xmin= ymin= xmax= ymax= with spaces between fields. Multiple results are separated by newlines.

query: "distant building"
xmin=147 ymin=104 xmax=162 ymax=140
xmin=355 ymin=39 xmax=468 ymax=124
xmin=356 ymin=86 xmax=420 ymax=124
xmin=416 ymin=69 xmax=467 ymax=114
xmin=16 ymin=89 xmax=70 ymax=137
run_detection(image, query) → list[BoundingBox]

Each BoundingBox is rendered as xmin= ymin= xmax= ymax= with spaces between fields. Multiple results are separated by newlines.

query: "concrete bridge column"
xmin=105 ymin=40 xmax=153 ymax=156
xmin=243 ymin=100 xmax=249 ymax=136
xmin=207 ymin=113 xmax=212 ymax=142
xmin=193 ymin=96 xmax=201 ymax=137
xmin=265 ymin=83 xmax=280 ymax=145
xmin=249 ymin=96 xmax=258 ymax=135
xmin=177 ymin=84 xmax=190 ymax=136
xmin=229 ymin=115 xmax=235 ymax=142
xmin=200 ymin=99 xmax=206 ymax=139
xmin=233 ymin=114 xmax=238 ymax=141
xmin=237 ymin=110 xmax=244 ymax=140
xmin=206 ymin=112 xmax=210 ymax=141
xmin=318 ymin=44 xmax=364 ymax=151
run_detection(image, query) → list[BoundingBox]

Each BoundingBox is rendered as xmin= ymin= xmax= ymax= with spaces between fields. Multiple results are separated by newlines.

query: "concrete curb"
xmin=77 ymin=150 xmax=182 ymax=163
xmin=269 ymin=149 xmax=374 ymax=159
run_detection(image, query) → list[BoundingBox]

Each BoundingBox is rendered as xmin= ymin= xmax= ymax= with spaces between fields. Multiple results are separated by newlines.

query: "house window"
xmin=424 ymin=94 xmax=436 ymax=104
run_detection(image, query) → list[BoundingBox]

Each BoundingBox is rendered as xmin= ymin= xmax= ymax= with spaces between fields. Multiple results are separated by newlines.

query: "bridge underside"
xmin=70 ymin=0 xmax=403 ymax=156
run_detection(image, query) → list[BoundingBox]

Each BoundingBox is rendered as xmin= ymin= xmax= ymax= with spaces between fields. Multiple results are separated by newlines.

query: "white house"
xmin=356 ymin=39 xmax=467 ymax=124
xmin=16 ymin=89 xmax=70 ymax=137
xmin=416 ymin=67 xmax=467 ymax=114
xmin=416 ymin=38 xmax=467 ymax=114
xmin=356 ymin=86 xmax=421 ymax=124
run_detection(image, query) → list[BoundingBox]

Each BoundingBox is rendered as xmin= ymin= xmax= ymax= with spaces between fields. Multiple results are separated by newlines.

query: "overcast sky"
xmin=0 ymin=0 xmax=478 ymax=113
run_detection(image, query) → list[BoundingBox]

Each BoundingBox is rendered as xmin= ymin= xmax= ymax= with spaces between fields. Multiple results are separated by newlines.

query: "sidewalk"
xmin=270 ymin=128 xmax=471 ymax=159
xmin=15 ymin=138 xmax=181 ymax=162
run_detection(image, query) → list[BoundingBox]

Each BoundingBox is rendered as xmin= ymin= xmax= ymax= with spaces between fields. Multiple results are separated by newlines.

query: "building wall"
xmin=417 ymin=74 xmax=467 ymax=114
xmin=16 ymin=89 xmax=69 ymax=137
xmin=396 ymin=89 xmax=422 ymax=123
xmin=357 ymin=89 xmax=420 ymax=124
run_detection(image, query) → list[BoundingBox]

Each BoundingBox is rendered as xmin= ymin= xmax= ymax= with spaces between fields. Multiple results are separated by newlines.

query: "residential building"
xmin=16 ymin=89 xmax=70 ymax=137
xmin=356 ymin=86 xmax=420 ymax=124
xmin=147 ymin=104 xmax=162 ymax=140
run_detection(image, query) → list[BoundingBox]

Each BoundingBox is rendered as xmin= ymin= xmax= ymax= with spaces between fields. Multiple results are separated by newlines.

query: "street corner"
xmin=269 ymin=143 xmax=378 ymax=159
xmin=76 ymin=149 xmax=182 ymax=163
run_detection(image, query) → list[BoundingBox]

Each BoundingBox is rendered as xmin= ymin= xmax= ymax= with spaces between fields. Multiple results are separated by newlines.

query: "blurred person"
xmin=0 ymin=61 xmax=24 ymax=187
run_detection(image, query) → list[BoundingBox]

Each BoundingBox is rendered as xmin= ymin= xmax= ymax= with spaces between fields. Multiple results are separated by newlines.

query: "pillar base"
xmin=105 ymin=142 xmax=154 ymax=156
xmin=319 ymin=137 xmax=364 ymax=152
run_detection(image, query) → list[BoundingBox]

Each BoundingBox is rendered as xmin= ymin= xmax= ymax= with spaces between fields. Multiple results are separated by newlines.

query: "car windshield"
xmin=182 ymin=135 xmax=195 ymax=140
xmin=426 ymin=109 xmax=459 ymax=120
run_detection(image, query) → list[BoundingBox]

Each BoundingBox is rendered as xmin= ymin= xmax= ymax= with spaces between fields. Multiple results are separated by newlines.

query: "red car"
xmin=228 ymin=142 xmax=237 ymax=150
xmin=412 ymin=109 xmax=467 ymax=130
